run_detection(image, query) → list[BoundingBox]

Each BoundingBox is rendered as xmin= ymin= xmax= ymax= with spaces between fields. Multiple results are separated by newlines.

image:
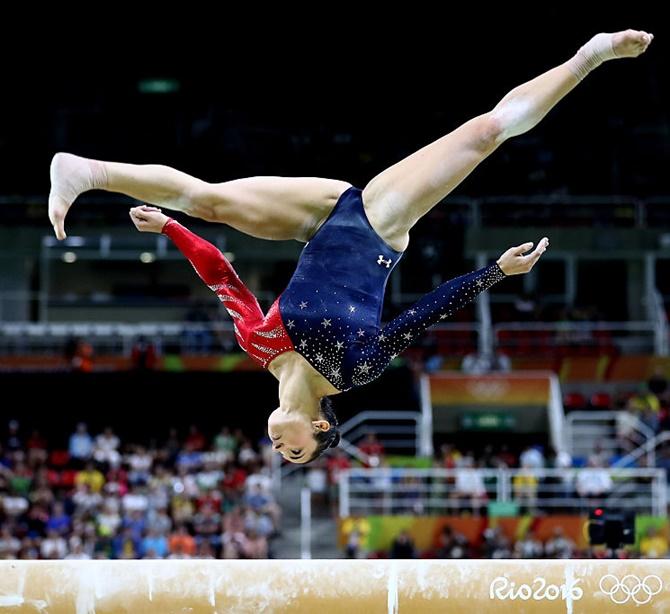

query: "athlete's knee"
xmin=185 ymin=183 xmax=231 ymax=223
xmin=488 ymin=95 xmax=537 ymax=142
xmin=470 ymin=113 xmax=506 ymax=151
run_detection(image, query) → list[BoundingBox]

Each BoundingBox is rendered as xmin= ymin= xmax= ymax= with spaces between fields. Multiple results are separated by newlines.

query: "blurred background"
xmin=1 ymin=10 xmax=670 ymax=562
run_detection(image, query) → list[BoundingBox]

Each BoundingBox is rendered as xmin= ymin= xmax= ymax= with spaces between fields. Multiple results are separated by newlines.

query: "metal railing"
xmin=565 ymin=411 xmax=656 ymax=465
xmin=0 ymin=321 xmax=238 ymax=356
xmin=493 ymin=321 xmax=659 ymax=355
xmin=614 ymin=431 xmax=670 ymax=469
xmin=339 ymin=467 xmax=667 ymax=517
xmin=272 ymin=411 xmax=423 ymax=490
xmin=649 ymin=288 xmax=670 ymax=356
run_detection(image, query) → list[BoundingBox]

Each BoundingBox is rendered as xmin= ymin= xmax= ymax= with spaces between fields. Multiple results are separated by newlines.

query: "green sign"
xmin=488 ymin=502 xmax=520 ymax=518
xmin=460 ymin=412 xmax=516 ymax=431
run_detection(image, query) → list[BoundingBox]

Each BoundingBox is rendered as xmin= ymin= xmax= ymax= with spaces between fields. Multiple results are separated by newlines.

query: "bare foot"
xmin=48 ymin=153 xmax=106 ymax=240
xmin=570 ymin=30 xmax=654 ymax=81
xmin=611 ymin=29 xmax=654 ymax=58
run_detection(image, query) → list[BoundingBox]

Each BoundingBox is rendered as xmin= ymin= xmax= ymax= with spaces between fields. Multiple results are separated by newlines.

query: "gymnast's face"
xmin=267 ymin=408 xmax=321 ymax=464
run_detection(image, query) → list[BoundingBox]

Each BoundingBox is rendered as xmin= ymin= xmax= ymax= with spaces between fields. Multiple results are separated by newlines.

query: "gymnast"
xmin=48 ymin=30 xmax=653 ymax=463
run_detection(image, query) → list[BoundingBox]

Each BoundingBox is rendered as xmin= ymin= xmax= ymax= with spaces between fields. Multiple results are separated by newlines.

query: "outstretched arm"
xmin=379 ymin=238 xmax=549 ymax=353
xmin=129 ymin=206 xmax=264 ymax=323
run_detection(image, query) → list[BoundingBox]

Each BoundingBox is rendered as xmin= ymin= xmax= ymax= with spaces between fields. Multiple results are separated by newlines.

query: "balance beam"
xmin=0 ymin=560 xmax=668 ymax=613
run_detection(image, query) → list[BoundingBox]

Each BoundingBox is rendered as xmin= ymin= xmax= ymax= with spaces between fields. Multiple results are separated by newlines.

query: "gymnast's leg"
xmin=49 ymin=154 xmax=350 ymax=242
xmin=362 ymin=29 xmax=653 ymax=251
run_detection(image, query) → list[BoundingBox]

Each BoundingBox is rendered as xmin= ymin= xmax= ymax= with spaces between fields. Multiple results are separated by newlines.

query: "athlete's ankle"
xmin=566 ymin=33 xmax=616 ymax=81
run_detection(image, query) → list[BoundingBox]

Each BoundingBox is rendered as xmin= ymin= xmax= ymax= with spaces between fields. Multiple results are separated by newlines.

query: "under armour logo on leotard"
xmin=377 ymin=255 xmax=392 ymax=268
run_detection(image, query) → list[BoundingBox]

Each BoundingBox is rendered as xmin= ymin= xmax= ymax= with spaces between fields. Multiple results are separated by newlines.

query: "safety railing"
xmin=339 ymin=467 xmax=667 ymax=517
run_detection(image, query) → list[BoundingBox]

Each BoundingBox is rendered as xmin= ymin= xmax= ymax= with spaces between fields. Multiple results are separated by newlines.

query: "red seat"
xmin=590 ymin=392 xmax=613 ymax=410
xmin=59 ymin=469 xmax=78 ymax=488
xmin=49 ymin=450 xmax=70 ymax=467
xmin=563 ymin=393 xmax=587 ymax=411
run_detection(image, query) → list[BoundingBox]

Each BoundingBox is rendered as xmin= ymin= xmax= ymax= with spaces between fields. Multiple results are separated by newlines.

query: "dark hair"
xmin=307 ymin=397 xmax=340 ymax=463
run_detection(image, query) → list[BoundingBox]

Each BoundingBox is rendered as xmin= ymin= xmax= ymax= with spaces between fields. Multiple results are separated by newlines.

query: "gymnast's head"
xmin=267 ymin=397 xmax=340 ymax=464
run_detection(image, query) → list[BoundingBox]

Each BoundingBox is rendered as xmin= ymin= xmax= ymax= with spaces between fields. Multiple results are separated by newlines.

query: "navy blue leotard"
xmin=279 ymin=187 xmax=506 ymax=391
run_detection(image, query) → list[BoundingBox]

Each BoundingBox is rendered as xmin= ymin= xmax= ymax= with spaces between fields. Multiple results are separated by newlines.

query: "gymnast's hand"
xmin=496 ymin=237 xmax=549 ymax=276
xmin=129 ymin=205 xmax=170 ymax=233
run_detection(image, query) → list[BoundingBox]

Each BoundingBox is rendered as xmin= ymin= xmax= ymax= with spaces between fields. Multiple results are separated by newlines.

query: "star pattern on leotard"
xmin=278 ymin=224 xmax=505 ymax=391
xmin=358 ymin=362 xmax=371 ymax=374
xmin=346 ymin=263 xmax=506 ymax=388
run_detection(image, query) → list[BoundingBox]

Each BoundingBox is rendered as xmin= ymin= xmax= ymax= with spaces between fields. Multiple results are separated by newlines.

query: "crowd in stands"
xmin=0 ymin=421 xmax=280 ymax=560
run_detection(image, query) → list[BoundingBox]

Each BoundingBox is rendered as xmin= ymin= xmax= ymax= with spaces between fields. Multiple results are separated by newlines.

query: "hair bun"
xmin=329 ymin=430 xmax=342 ymax=449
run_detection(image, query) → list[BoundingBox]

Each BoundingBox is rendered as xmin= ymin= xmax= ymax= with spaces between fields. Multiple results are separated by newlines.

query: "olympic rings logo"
xmin=599 ymin=575 xmax=663 ymax=605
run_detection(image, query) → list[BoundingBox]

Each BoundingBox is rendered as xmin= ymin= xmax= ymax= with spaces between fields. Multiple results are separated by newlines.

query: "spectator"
xmin=482 ymin=527 xmax=512 ymax=559
xmin=46 ymin=502 xmax=72 ymax=537
xmin=41 ymin=529 xmax=67 ymax=559
xmin=5 ymin=420 xmax=22 ymax=452
xmin=512 ymin=470 xmax=539 ymax=515
xmin=640 ymin=526 xmax=669 ymax=559
xmin=462 ymin=351 xmax=511 ymax=375
xmin=68 ymin=423 xmax=93 ymax=465
xmin=76 ymin=461 xmax=105 ymax=494
xmin=195 ymin=541 xmax=216 ymax=559
xmin=70 ymin=340 xmax=94 ymax=373
xmin=360 ymin=433 xmax=384 ymax=468
xmin=184 ymin=425 xmax=207 ymax=452
xmin=451 ymin=456 xmax=487 ymax=516
xmin=26 ymin=430 xmax=48 ymax=466
xmin=237 ymin=441 xmax=259 ymax=467
xmin=93 ymin=427 xmax=121 ymax=468
xmin=214 ymin=427 xmax=237 ymax=462
xmin=514 ymin=531 xmax=544 ymax=558
xmin=390 ymin=530 xmax=417 ymax=559
xmin=169 ymin=525 xmax=197 ymax=558
xmin=576 ymin=459 xmax=613 ymax=503
xmin=241 ymin=529 xmax=269 ymax=559
xmin=519 ymin=445 xmax=545 ymax=470
xmin=544 ymin=527 xmax=576 ymax=559
xmin=65 ymin=536 xmax=91 ymax=560
xmin=112 ymin=527 xmax=141 ymax=559
xmin=131 ymin=336 xmax=158 ymax=371
xmin=127 ymin=445 xmax=154 ymax=486
xmin=341 ymin=516 xmax=370 ymax=559
xmin=0 ymin=525 xmax=21 ymax=559
xmin=141 ymin=527 xmax=169 ymax=559
xmin=626 ymin=385 xmax=661 ymax=433
xmin=192 ymin=503 xmax=222 ymax=550
xmin=436 ymin=525 xmax=468 ymax=559
xmin=96 ymin=500 xmax=122 ymax=539
xmin=441 ymin=444 xmax=462 ymax=470
xmin=245 ymin=464 xmax=273 ymax=497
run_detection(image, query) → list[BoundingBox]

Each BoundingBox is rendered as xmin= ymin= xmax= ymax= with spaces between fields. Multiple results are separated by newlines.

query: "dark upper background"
xmin=1 ymin=7 xmax=667 ymax=203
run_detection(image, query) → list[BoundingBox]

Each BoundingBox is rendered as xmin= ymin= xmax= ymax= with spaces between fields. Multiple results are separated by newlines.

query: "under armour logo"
xmin=377 ymin=255 xmax=392 ymax=268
